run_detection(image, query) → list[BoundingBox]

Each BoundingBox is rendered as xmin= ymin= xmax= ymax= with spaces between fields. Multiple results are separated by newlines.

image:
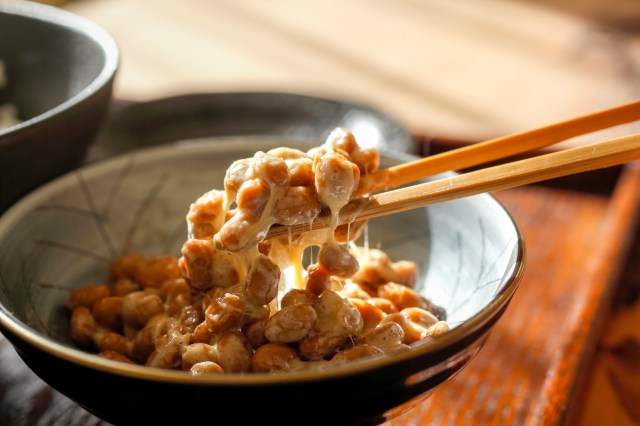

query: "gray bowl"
xmin=0 ymin=138 xmax=524 ymax=425
xmin=87 ymin=92 xmax=418 ymax=162
xmin=0 ymin=1 xmax=118 ymax=212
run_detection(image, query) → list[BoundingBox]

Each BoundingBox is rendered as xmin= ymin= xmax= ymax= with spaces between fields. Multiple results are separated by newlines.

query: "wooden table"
xmin=66 ymin=0 xmax=640 ymax=143
xmin=1 ymin=0 xmax=640 ymax=424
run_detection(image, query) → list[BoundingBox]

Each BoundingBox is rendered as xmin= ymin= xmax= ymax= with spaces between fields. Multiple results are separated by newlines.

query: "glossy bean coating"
xmin=95 ymin=331 xmax=128 ymax=354
xmin=314 ymin=152 xmax=360 ymax=210
xmin=252 ymin=151 xmax=290 ymax=186
xmin=146 ymin=325 xmax=190 ymax=369
xmin=202 ymin=284 xmax=242 ymax=312
xmin=180 ymin=239 xmax=214 ymax=290
xmin=298 ymin=332 xmax=346 ymax=361
xmin=337 ymin=282 xmax=373 ymax=300
xmin=380 ymin=312 xmax=427 ymax=344
xmin=243 ymin=303 xmax=271 ymax=325
xmin=190 ymin=361 xmax=224 ymax=375
xmin=425 ymin=321 xmax=450 ymax=338
xmin=178 ymin=304 xmax=203 ymax=332
xmin=401 ymin=307 xmax=439 ymax=328
xmin=65 ymin=131 xmax=452 ymax=375
xmin=130 ymin=316 xmax=175 ymax=363
xmin=162 ymin=278 xmax=192 ymax=316
xmin=351 ymin=248 xmax=392 ymax=287
xmin=204 ymin=293 xmax=244 ymax=333
xmin=122 ymin=291 xmax=165 ymax=329
xmin=190 ymin=322 xmax=214 ymax=345
xmin=210 ymin=249 xmax=242 ymax=289
xmin=318 ymin=243 xmax=359 ymax=279
xmin=377 ymin=282 xmax=424 ymax=311
xmin=331 ymin=344 xmax=383 ymax=363
xmin=366 ymin=297 xmax=398 ymax=314
xmin=272 ymin=186 xmax=322 ymax=225
xmin=66 ymin=284 xmax=110 ymax=310
xmin=216 ymin=332 xmax=252 ymax=373
xmin=422 ymin=299 xmax=448 ymax=321
xmin=351 ymin=148 xmax=380 ymax=175
xmin=242 ymin=318 xmax=268 ymax=349
xmin=361 ymin=322 xmax=407 ymax=352
xmin=251 ymin=343 xmax=297 ymax=373
xmin=280 ymin=289 xmax=316 ymax=309
xmin=333 ymin=220 xmax=367 ymax=244
xmin=187 ymin=189 xmax=226 ymax=239
xmin=109 ymin=253 xmax=145 ymax=282
xmin=224 ymin=159 xmax=252 ymax=198
xmin=349 ymin=298 xmax=386 ymax=333
xmin=214 ymin=213 xmax=264 ymax=252
xmin=133 ymin=256 xmax=181 ymax=288
xmin=243 ymin=254 xmax=280 ymax=306
xmin=112 ymin=278 xmax=140 ymax=297
xmin=286 ymin=157 xmax=314 ymax=187
xmin=314 ymin=290 xmax=363 ymax=337
xmin=70 ymin=307 xmax=96 ymax=347
xmin=182 ymin=240 xmax=242 ymax=291
xmin=264 ymin=303 xmax=316 ymax=343
xmin=92 ymin=296 xmax=124 ymax=330
xmin=389 ymin=260 xmax=417 ymax=288
xmin=236 ymin=178 xmax=271 ymax=220
xmin=305 ymin=263 xmax=332 ymax=295
xmin=325 ymin=127 xmax=357 ymax=155
xmin=181 ymin=343 xmax=218 ymax=370
xmin=266 ymin=147 xmax=308 ymax=161
xmin=352 ymin=249 xmax=417 ymax=288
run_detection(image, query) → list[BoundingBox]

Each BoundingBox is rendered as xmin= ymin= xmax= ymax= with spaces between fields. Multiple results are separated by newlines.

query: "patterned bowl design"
xmin=0 ymin=137 xmax=524 ymax=425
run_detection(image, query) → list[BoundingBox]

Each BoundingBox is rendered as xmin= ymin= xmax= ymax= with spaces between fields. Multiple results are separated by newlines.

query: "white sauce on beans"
xmin=66 ymin=128 xmax=448 ymax=373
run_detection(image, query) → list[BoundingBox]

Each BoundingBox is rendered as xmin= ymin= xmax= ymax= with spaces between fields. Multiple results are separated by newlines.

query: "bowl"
xmin=0 ymin=0 xmax=118 ymax=212
xmin=0 ymin=137 xmax=524 ymax=425
xmin=87 ymin=92 xmax=418 ymax=162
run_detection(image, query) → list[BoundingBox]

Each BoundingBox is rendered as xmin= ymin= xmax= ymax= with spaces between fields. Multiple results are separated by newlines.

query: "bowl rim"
xmin=0 ymin=140 xmax=526 ymax=385
xmin=0 ymin=0 xmax=119 ymax=140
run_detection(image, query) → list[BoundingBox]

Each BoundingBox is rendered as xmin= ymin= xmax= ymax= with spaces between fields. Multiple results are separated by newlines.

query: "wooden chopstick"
xmin=265 ymin=132 xmax=640 ymax=240
xmin=356 ymin=100 xmax=640 ymax=196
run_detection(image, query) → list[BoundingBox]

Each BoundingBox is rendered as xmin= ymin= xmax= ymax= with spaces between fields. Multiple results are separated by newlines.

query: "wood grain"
xmin=384 ymin=165 xmax=640 ymax=426
xmin=360 ymin=101 xmax=640 ymax=195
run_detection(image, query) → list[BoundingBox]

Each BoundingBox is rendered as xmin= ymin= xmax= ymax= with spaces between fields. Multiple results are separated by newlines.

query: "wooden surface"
xmin=64 ymin=0 xmax=640 ymax=146
xmin=385 ymin=164 xmax=640 ymax=425
xmin=2 ymin=0 xmax=640 ymax=424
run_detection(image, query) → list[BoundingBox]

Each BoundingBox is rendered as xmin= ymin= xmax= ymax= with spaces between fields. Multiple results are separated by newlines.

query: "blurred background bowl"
xmin=0 ymin=0 xmax=118 ymax=212
xmin=86 ymin=91 xmax=418 ymax=162
xmin=0 ymin=137 xmax=524 ymax=425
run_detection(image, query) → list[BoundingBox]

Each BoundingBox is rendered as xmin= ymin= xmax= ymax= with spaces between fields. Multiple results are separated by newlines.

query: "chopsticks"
xmin=356 ymin=100 xmax=640 ymax=196
xmin=264 ymin=104 xmax=640 ymax=241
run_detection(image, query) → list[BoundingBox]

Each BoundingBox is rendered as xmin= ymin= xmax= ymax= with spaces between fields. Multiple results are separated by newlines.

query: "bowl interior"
xmin=0 ymin=137 xmax=522 ymax=357
xmin=0 ymin=3 xmax=116 ymax=121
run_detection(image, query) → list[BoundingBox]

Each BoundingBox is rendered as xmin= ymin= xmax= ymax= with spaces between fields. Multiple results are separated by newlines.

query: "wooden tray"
xmin=383 ymin=139 xmax=640 ymax=425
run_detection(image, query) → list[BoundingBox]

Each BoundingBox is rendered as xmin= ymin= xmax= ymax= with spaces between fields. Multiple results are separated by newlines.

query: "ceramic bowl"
xmin=87 ymin=92 xmax=417 ymax=162
xmin=0 ymin=0 xmax=118 ymax=211
xmin=0 ymin=137 xmax=524 ymax=425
